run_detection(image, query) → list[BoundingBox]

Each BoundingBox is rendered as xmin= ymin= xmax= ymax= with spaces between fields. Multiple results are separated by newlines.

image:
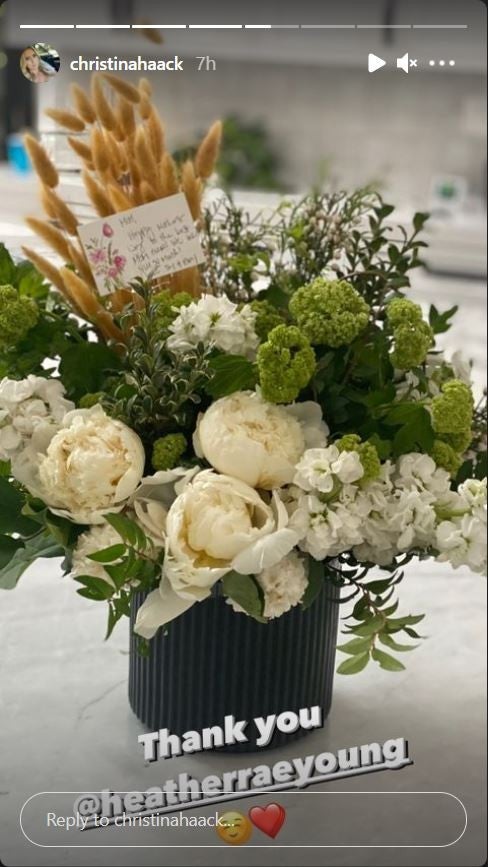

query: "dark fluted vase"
xmin=128 ymin=581 xmax=340 ymax=752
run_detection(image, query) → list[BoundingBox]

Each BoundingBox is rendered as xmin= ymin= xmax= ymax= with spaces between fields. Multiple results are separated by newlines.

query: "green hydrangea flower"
xmin=289 ymin=278 xmax=370 ymax=347
xmin=0 ymin=284 xmax=39 ymax=350
xmin=336 ymin=433 xmax=381 ymax=484
xmin=153 ymin=290 xmax=193 ymax=333
xmin=79 ymin=392 xmax=105 ymax=409
xmin=442 ymin=430 xmax=472 ymax=453
xmin=386 ymin=298 xmax=433 ymax=369
xmin=152 ymin=433 xmax=187 ymax=471
xmin=431 ymin=439 xmax=463 ymax=476
xmin=249 ymin=300 xmax=285 ymax=341
xmin=431 ymin=379 xmax=474 ymax=435
xmin=257 ymin=324 xmax=316 ymax=403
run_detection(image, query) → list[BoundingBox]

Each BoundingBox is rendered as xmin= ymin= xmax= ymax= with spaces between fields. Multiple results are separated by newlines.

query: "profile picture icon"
xmin=20 ymin=44 xmax=60 ymax=84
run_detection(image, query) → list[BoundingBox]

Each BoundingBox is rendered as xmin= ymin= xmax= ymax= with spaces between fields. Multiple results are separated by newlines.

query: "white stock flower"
xmin=134 ymin=470 xmax=300 ymax=638
xmin=0 ymin=375 xmax=73 ymax=462
xmin=293 ymin=445 xmax=364 ymax=494
xmin=394 ymin=453 xmax=451 ymax=499
xmin=194 ymin=391 xmax=328 ymax=490
xmin=166 ymin=294 xmax=259 ymax=359
xmin=435 ymin=477 xmax=487 ymax=574
xmin=71 ymin=522 xmax=126 ymax=585
xmin=14 ymin=405 xmax=145 ymax=524
xmin=228 ymin=551 xmax=308 ymax=619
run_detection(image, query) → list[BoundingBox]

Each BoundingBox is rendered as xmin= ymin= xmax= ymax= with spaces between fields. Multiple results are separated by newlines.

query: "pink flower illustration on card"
xmin=85 ymin=224 xmax=127 ymax=293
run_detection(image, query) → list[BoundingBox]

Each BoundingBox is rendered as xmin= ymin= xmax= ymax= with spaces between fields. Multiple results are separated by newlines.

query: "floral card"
xmin=78 ymin=193 xmax=205 ymax=296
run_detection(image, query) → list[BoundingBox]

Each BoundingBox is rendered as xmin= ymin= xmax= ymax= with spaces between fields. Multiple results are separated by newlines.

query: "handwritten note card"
xmin=78 ymin=193 xmax=205 ymax=296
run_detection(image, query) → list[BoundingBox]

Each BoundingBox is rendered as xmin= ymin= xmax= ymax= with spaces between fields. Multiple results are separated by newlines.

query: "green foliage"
xmin=73 ymin=513 xmax=162 ymax=639
xmin=289 ymin=278 xmax=370 ymax=347
xmin=152 ymin=290 xmax=193 ymax=334
xmin=0 ymin=284 xmax=39 ymax=350
xmin=257 ymin=324 xmax=316 ymax=403
xmin=221 ymin=571 xmax=266 ymax=622
xmin=0 ymin=477 xmax=40 ymax=536
xmin=205 ymin=353 xmax=257 ymax=398
xmin=58 ymin=342 xmax=122 ymax=402
xmin=152 ymin=433 xmax=187 ymax=471
xmin=217 ymin=115 xmax=283 ymax=191
xmin=429 ymin=303 xmax=459 ymax=335
xmin=0 ymin=532 xmax=64 ymax=590
xmin=333 ymin=554 xmax=424 ymax=675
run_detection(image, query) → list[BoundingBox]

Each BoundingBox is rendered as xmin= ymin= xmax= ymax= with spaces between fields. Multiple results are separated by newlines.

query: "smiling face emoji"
xmin=216 ymin=811 xmax=253 ymax=845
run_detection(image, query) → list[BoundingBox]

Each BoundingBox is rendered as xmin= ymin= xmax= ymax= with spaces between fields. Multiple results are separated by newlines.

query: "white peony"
xmin=194 ymin=391 xmax=328 ymax=490
xmin=166 ymin=294 xmax=259 ymax=359
xmin=293 ymin=445 xmax=364 ymax=493
xmin=14 ymin=405 xmax=145 ymax=524
xmin=228 ymin=551 xmax=308 ymax=619
xmin=134 ymin=469 xmax=301 ymax=637
xmin=0 ymin=375 xmax=73 ymax=462
xmin=72 ymin=522 xmax=126 ymax=585
xmin=129 ymin=466 xmax=201 ymax=546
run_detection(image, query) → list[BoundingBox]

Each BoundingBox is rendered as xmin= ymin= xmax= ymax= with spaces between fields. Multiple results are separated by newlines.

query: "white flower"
xmin=14 ymin=405 xmax=145 ymax=524
xmin=71 ymin=522 xmax=126 ymax=585
xmin=293 ymin=445 xmax=364 ymax=494
xmin=0 ymin=375 xmax=73 ymax=462
xmin=450 ymin=351 xmax=472 ymax=385
xmin=166 ymin=294 xmax=259 ymax=359
xmin=129 ymin=466 xmax=201 ymax=546
xmin=194 ymin=391 xmax=328 ymax=490
xmin=394 ymin=453 xmax=451 ymax=499
xmin=436 ymin=514 xmax=487 ymax=574
xmin=228 ymin=551 xmax=308 ymax=619
xmin=134 ymin=470 xmax=300 ymax=637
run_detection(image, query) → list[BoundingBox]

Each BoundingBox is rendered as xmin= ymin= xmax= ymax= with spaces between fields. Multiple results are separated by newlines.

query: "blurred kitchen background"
xmin=0 ymin=0 xmax=486 ymax=389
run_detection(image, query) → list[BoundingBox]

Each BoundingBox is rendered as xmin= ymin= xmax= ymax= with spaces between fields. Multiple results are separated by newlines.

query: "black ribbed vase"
xmin=128 ymin=581 xmax=340 ymax=752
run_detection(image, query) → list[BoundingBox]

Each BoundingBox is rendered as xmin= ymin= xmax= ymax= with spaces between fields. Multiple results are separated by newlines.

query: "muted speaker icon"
xmin=397 ymin=53 xmax=409 ymax=73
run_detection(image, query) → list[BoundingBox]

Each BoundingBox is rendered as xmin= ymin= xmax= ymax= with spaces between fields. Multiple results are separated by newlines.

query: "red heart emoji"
xmin=249 ymin=803 xmax=286 ymax=838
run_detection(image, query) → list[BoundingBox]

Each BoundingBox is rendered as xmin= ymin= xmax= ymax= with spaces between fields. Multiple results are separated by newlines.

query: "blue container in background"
xmin=6 ymin=134 xmax=31 ymax=174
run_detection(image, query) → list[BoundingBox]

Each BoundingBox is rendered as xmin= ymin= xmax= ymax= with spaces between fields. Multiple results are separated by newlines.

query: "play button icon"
xmin=368 ymin=53 xmax=386 ymax=73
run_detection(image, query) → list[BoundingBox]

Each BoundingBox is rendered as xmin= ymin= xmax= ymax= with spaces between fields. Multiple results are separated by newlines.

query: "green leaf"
xmin=0 ymin=535 xmax=24 ymax=570
xmin=73 ymin=574 xmax=114 ymax=600
xmin=352 ymin=614 xmax=384 ymax=636
xmin=221 ymin=571 xmax=266 ymax=622
xmin=87 ymin=544 xmax=127 ymax=563
xmin=0 ymin=532 xmax=64 ymax=590
xmin=337 ymin=652 xmax=370 ymax=675
xmin=301 ymin=558 xmax=325 ymax=610
xmin=105 ymin=513 xmax=146 ymax=549
xmin=428 ymin=304 xmax=459 ymax=335
xmin=371 ymin=647 xmax=406 ymax=671
xmin=0 ymin=460 xmax=11 ymax=477
xmin=0 ymin=243 xmax=16 ymax=284
xmin=0 ymin=478 xmax=40 ymax=536
xmin=364 ymin=577 xmax=393 ymax=595
xmin=379 ymin=633 xmax=418 ymax=652
xmin=413 ymin=211 xmax=429 ymax=233
xmin=205 ymin=354 xmax=257 ymax=399
xmin=58 ymin=342 xmax=122 ymax=401
xmin=337 ymin=637 xmax=372 ymax=655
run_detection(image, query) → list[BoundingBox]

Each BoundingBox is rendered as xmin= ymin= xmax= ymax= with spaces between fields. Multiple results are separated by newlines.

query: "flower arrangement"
xmin=0 ymin=75 xmax=486 ymax=678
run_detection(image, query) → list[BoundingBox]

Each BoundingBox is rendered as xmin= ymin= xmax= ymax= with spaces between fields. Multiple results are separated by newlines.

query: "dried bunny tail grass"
xmin=134 ymin=127 xmax=160 ymax=190
xmin=139 ymin=77 xmax=152 ymax=96
xmin=194 ymin=120 xmax=222 ymax=179
xmin=70 ymin=83 xmax=97 ymax=124
xmin=39 ymin=184 xmax=58 ymax=220
xmin=24 ymin=134 xmax=59 ymax=188
xmin=109 ymin=288 xmax=145 ymax=313
xmin=105 ymin=133 xmax=126 ymax=175
xmin=117 ymin=96 xmax=136 ymax=139
xmin=90 ymin=126 xmax=111 ymax=175
xmin=138 ymin=93 xmax=152 ymax=120
xmin=81 ymin=170 xmax=114 ymax=217
xmin=60 ymin=267 xmax=125 ymax=343
xmin=140 ymin=181 xmax=157 ymax=204
xmin=160 ymin=152 xmax=179 ymax=196
xmin=67 ymin=135 xmax=93 ymax=163
xmin=131 ymin=184 xmax=145 ymax=207
xmin=91 ymin=74 xmax=119 ymax=132
xmin=67 ymin=242 xmax=97 ymax=287
xmin=180 ymin=160 xmax=202 ymax=221
xmin=128 ymin=157 xmax=142 ymax=188
xmin=146 ymin=108 xmax=165 ymax=162
xmin=42 ymin=187 xmax=79 ymax=236
xmin=44 ymin=108 xmax=85 ymax=133
xmin=107 ymin=183 xmax=133 ymax=211
xmin=21 ymin=246 xmax=71 ymax=297
xmin=102 ymin=73 xmax=141 ymax=103
xmin=25 ymin=216 xmax=72 ymax=261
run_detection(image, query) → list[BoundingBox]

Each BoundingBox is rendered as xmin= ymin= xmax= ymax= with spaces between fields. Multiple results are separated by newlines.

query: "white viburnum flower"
xmin=134 ymin=470 xmax=301 ymax=638
xmin=227 ymin=551 xmax=308 ymax=619
xmin=13 ymin=405 xmax=145 ymax=524
xmin=0 ymin=375 xmax=74 ymax=462
xmin=194 ymin=391 xmax=328 ymax=490
xmin=166 ymin=294 xmax=259 ymax=359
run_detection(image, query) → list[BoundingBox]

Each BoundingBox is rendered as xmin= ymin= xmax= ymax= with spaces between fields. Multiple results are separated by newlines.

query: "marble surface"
xmin=0 ymin=557 xmax=486 ymax=867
